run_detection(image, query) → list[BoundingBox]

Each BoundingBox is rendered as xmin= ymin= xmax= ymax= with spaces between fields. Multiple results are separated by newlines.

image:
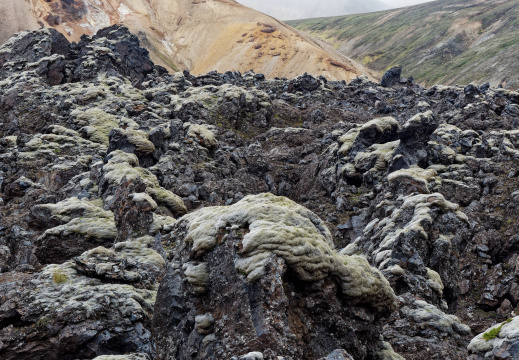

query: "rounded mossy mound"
xmin=180 ymin=193 xmax=396 ymax=312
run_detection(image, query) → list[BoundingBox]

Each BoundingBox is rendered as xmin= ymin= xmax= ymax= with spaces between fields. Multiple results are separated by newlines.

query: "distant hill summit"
xmin=237 ymin=0 xmax=389 ymax=20
xmin=288 ymin=0 xmax=519 ymax=88
xmin=0 ymin=0 xmax=368 ymax=81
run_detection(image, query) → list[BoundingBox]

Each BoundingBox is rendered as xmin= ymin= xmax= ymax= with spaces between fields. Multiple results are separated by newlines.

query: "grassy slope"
xmin=288 ymin=0 xmax=519 ymax=88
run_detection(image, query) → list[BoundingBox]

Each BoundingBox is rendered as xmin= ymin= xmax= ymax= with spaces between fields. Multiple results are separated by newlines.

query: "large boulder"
xmin=381 ymin=66 xmax=402 ymax=87
xmin=153 ymin=193 xmax=397 ymax=360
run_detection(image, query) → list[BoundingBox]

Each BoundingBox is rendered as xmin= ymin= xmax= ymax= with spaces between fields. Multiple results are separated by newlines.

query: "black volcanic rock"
xmin=2 ymin=25 xmax=519 ymax=360
xmin=153 ymin=194 xmax=396 ymax=360
xmin=381 ymin=66 xmax=402 ymax=87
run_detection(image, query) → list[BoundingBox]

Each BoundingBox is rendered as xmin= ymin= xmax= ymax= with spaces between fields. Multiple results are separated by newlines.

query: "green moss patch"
xmin=483 ymin=318 xmax=513 ymax=341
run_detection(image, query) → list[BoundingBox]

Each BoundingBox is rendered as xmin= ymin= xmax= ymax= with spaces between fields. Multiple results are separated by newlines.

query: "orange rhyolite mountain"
xmin=0 ymin=0 xmax=369 ymax=80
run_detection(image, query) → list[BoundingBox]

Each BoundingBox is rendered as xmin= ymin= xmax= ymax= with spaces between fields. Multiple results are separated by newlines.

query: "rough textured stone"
xmin=153 ymin=194 xmax=396 ymax=360
xmin=2 ymin=24 xmax=519 ymax=360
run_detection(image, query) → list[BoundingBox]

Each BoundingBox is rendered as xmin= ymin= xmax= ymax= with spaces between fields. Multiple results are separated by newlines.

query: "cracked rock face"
xmin=2 ymin=24 xmax=519 ymax=360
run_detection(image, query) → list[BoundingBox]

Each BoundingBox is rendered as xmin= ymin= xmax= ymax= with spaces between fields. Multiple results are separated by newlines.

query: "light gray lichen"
xmin=182 ymin=262 xmax=210 ymax=294
xmin=70 ymin=108 xmax=121 ymax=145
xmin=426 ymin=268 xmax=445 ymax=296
xmin=354 ymin=140 xmax=400 ymax=173
xmin=388 ymin=166 xmax=439 ymax=194
xmin=402 ymin=298 xmax=471 ymax=336
xmin=115 ymin=128 xmax=156 ymax=154
xmin=377 ymin=341 xmax=405 ymax=360
xmin=25 ymin=233 xmax=167 ymax=342
xmin=468 ymin=316 xmax=519 ymax=356
xmin=131 ymin=193 xmax=158 ymax=211
xmin=339 ymin=117 xmax=399 ymax=156
xmin=36 ymin=198 xmax=117 ymax=241
xmin=345 ymin=192 xmax=467 ymax=272
xmin=195 ymin=313 xmax=214 ymax=334
xmin=92 ymin=355 xmax=150 ymax=360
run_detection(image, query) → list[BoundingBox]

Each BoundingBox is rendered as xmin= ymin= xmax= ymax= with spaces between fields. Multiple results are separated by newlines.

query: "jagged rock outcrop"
xmin=0 ymin=177 xmax=166 ymax=359
xmin=2 ymin=25 xmax=519 ymax=359
xmin=381 ymin=66 xmax=403 ymax=88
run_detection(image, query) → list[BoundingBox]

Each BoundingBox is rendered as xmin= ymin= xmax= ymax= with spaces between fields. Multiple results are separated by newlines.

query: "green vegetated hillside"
xmin=288 ymin=0 xmax=519 ymax=88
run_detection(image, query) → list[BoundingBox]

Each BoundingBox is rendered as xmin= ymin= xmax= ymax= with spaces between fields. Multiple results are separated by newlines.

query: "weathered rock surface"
xmin=468 ymin=317 xmax=519 ymax=360
xmin=154 ymin=193 xmax=396 ymax=360
xmin=2 ymin=25 xmax=519 ymax=359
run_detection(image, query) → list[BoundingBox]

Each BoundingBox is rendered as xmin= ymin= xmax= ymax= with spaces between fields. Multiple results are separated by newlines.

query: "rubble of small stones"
xmin=1 ymin=25 xmax=519 ymax=359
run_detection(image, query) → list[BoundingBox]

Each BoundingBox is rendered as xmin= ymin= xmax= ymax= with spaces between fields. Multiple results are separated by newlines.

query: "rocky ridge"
xmin=1 ymin=26 xmax=519 ymax=359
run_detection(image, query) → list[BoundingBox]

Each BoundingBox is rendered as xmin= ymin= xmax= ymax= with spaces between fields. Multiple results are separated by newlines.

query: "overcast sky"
xmin=237 ymin=0 xmax=436 ymax=20
xmin=383 ymin=0 xmax=434 ymax=7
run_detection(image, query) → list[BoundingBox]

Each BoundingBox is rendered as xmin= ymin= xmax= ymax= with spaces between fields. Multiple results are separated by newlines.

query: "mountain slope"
xmin=236 ymin=0 xmax=388 ymax=21
xmin=288 ymin=0 xmax=519 ymax=88
xmin=0 ymin=0 xmax=367 ymax=81
xmin=0 ymin=0 xmax=40 ymax=45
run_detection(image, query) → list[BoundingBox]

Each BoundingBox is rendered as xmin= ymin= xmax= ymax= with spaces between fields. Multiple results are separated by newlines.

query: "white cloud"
xmin=237 ymin=0 xmax=436 ymax=20
xmin=381 ymin=0 xmax=435 ymax=7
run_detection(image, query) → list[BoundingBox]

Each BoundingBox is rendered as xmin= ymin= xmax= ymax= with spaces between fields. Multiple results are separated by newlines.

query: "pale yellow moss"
xmin=106 ymin=150 xmax=139 ymax=166
xmin=36 ymin=260 xmax=157 ymax=332
xmin=378 ymin=341 xmax=405 ymax=360
xmin=20 ymin=132 xmax=107 ymax=161
xmin=354 ymin=140 xmax=400 ymax=172
xmin=51 ymin=156 xmax=92 ymax=172
xmin=186 ymin=124 xmax=218 ymax=148
xmin=148 ymin=187 xmax=187 ymax=215
xmin=388 ymin=166 xmax=439 ymax=194
xmin=119 ymin=128 xmax=156 ymax=154
xmin=404 ymin=111 xmax=433 ymax=129
xmin=36 ymin=198 xmax=116 ymax=242
xmin=42 ymin=217 xmax=116 ymax=241
xmin=102 ymin=151 xmax=186 ymax=215
xmin=92 ymin=355 xmax=149 ymax=360
xmin=179 ymin=193 xmax=396 ymax=312
xmin=150 ymin=214 xmax=177 ymax=235
xmin=131 ymin=193 xmax=158 ymax=210
xmin=182 ymin=262 xmax=209 ymax=287
xmin=2 ymin=136 xmax=17 ymax=147
xmin=36 ymin=197 xmax=113 ymax=223
xmin=404 ymin=299 xmax=471 ymax=336
xmin=71 ymin=108 xmax=120 ymax=145
xmin=25 ymin=137 xmax=57 ymax=151
xmin=363 ymin=116 xmax=399 ymax=133
xmin=102 ymin=156 xmax=159 ymax=186
xmin=172 ymin=84 xmax=270 ymax=114
xmin=339 ymin=117 xmax=398 ymax=156
xmin=113 ymin=236 xmax=166 ymax=270
xmin=426 ymin=268 xmax=444 ymax=295
xmin=364 ymin=193 xmax=467 ymax=272
xmin=338 ymin=127 xmax=361 ymax=156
